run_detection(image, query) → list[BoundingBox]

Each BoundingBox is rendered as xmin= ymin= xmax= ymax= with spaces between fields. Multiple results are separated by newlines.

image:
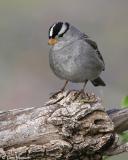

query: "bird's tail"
xmin=91 ymin=77 xmax=106 ymax=87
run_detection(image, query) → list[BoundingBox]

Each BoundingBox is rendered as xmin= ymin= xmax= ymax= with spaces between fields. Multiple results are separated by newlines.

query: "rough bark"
xmin=0 ymin=90 xmax=127 ymax=160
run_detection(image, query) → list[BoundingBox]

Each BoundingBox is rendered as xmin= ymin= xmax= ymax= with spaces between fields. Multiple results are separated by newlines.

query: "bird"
xmin=48 ymin=22 xmax=105 ymax=96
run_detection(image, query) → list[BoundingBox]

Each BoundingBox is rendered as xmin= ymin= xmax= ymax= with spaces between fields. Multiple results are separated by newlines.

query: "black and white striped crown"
xmin=48 ymin=22 xmax=69 ymax=38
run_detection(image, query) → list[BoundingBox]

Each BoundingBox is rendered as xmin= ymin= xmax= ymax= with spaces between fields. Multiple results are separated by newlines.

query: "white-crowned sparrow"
xmin=48 ymin=22 xmax=105 ymax=93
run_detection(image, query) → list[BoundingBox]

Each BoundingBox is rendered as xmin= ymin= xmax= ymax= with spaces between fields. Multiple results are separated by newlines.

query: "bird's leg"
xmin=73 ymin=81 xmax=88 ymax=99
xmin=61 ymin=80 xmax=68 ymax=92
xmin=50 ymin=80 xmax=68 ymax=99
xmin=73 ymin=81 xmax=97 ymax=103
xmin=80 ymin=81 xmax=87 ymax=93
xmin=80 ymin=81 xmax=98 ymax=103
xmin=81 ymin=81 xmax=92 ymax=100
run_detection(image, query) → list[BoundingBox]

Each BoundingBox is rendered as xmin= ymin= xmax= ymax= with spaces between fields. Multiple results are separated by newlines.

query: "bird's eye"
xmin=55 ymin=33 xmax=63 ymax=39
xmin=49 ymin=22 xmax=69 ymax=39
xmin=58 ymin=34 xmax=63 ymax=38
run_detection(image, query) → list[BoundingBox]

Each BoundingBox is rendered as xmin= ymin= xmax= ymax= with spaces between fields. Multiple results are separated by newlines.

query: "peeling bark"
xmin=0 ymin=90 xmax=127 ymax=160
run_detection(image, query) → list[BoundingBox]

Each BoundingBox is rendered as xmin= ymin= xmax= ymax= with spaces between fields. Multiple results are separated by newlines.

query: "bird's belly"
xmin=49 ymin=51 xmax=101 ymax=82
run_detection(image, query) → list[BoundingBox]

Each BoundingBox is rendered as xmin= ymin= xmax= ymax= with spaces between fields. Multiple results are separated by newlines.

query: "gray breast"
xmin=49 ymin=39 xmax=104 ymax=82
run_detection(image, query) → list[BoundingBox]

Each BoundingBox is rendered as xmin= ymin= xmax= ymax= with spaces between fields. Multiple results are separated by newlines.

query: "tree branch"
xmin=108 ymin=108 xmax=128 ymax=133
xmin=0 ymin=90 xmax=127 ymax=160
xmin=105 ymin=142 xmax=128 ymax=156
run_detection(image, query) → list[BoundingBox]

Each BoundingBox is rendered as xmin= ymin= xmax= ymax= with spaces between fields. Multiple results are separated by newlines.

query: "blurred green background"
xmin=0 ymin=0 xmax=128 ymax=159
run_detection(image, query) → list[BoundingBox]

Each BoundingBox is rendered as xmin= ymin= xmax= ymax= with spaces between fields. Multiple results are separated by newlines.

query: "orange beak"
xmin=48 ymin=38 xmax=58 ymax=45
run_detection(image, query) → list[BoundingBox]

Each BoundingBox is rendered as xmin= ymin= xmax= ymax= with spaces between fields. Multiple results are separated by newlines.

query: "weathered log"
xmin=108 ymin=108 xmax=128 ymax=133
xmin=0 ymin=90 xmax=127 ymax=160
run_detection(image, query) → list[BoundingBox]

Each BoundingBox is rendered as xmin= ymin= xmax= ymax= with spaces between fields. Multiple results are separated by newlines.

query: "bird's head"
xmin=48 ymin=22 xmax=70 ymax=46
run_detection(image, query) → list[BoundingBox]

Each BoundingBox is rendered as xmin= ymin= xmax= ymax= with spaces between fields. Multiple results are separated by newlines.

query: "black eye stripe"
xmin=49 ymin=22 xmax=63 ymax=38
xmin=48 ymin=22 xmax=69 ymax=38
xmin=53 ymin=22 xmax=63 ymax=38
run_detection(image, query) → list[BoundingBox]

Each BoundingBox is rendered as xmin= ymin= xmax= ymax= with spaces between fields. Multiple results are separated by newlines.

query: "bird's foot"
xmin=80 ymin=93 xmax=98 ymax=103
xmin=49 ymin=89 xmax=64 ymax=99
xmin=73 ymin=89 xmax=85 ymax=100
xmin=50 ymin=81 xmax=69 ymax=99
xmin=73 ymin=90 xmax=98 ymax=103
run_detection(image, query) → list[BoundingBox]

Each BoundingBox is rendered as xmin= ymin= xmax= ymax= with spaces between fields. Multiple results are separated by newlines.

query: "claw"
xmin=73 ymin=90 xmax=97 ymax=103
xmin=73 ymin=89 xmax=85 ymax=100
xmin=81 ymin=93 xmax=98 ymax=103
xmin=49 ymin=90 xmax=64 ymax=99
xmin=49 ymin=80 xmax=69 ymax=99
